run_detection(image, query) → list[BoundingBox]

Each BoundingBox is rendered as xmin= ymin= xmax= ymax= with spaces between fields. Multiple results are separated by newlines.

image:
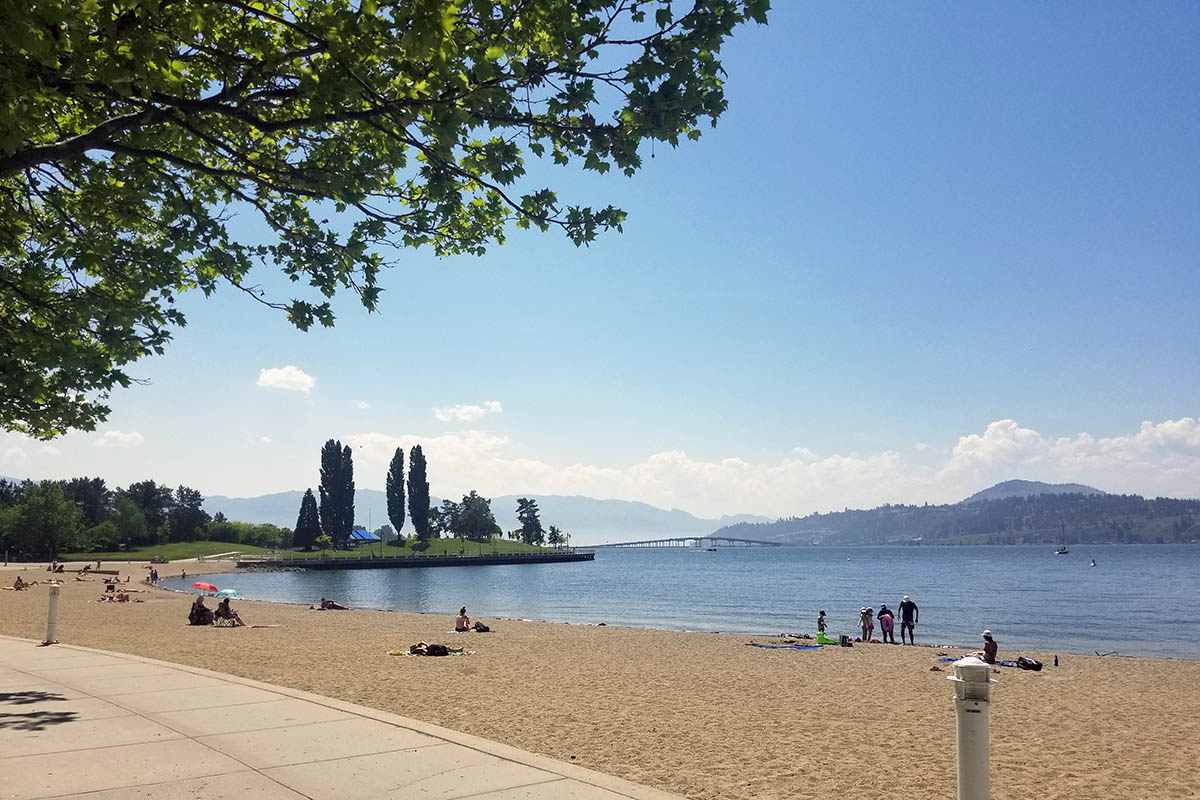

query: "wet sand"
xmin=2 ymin=561 xmax=1197 ymax=800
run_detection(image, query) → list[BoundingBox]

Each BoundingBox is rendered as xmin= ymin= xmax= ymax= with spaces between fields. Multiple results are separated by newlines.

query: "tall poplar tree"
xmin=407 ymin=445 xmax=430 ymax=543
xmin=318 ymin=439 xmax=354 ymax=549
xmin=385 ymin=447 xmax=405 ymax=537
xmin=294 ymin=489 xmax=320 ymax=551
xmin=340 ymin=443 xmax=355 ymax=548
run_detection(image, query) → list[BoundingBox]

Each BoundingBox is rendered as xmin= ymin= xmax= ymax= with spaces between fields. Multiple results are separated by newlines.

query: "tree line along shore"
xmin=0 ymin=439 xmax=569 ymax=561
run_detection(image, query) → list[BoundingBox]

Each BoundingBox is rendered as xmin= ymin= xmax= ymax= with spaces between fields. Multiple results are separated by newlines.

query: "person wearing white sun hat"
xmin=979 ymin=630 xmax=998 ymax=663
xmin=898 ymin=595 xmax=919 ymax=645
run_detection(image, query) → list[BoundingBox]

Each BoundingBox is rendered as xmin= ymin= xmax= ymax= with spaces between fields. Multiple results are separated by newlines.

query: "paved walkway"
xmin=0 ymin=636 xmax=680 ymax=800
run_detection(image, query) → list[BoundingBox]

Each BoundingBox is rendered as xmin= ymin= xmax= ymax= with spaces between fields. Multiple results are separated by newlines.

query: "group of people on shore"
xmin=817 ymin=595 xmax=920 ymax=644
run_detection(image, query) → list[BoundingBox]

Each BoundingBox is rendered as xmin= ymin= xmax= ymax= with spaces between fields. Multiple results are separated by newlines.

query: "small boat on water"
xmin=1054 ymin=521 xmax=1069 ymax=555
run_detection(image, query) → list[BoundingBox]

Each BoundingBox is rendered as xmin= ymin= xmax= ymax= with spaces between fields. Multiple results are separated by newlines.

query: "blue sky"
xmin=5 ymin=3 xmax=1199 ymax=518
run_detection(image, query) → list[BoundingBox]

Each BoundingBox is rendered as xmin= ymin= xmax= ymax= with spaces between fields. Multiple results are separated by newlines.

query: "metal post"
xmin=948 ymin=656 xmax=994 ymax=800
xmin=42 ymin=584 xmax=61 ymax=646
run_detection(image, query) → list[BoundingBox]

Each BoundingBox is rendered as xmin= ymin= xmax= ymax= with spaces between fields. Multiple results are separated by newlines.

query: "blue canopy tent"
xmin=347 ymin=527 xmax=381 ymax=546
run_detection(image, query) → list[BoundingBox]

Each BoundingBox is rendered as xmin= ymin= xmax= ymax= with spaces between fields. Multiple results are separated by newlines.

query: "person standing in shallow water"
xmin=898 ymin=595 xmax=919 ymax=645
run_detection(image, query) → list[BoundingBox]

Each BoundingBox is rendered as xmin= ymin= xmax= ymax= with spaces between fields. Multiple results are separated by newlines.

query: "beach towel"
xmin=746 ymin=643 xmax=822 ymax=651
xmin=937 ymin=656 xmax=1020 ymax=667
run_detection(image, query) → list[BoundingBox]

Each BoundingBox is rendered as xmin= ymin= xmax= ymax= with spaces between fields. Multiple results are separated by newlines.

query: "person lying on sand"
xmin=310 ymin=597 xmax=349 ymax=610
xmin=409 ymin=642 xmax=464 ymax=656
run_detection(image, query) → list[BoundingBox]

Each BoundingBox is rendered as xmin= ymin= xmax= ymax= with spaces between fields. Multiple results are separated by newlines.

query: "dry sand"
xmin=2 ymin=561 xmax=1198 ymax=800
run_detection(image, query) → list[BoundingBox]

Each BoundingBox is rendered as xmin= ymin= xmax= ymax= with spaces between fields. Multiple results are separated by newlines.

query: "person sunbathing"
xmin=455 ymin=606 xmax=471 ymax=632
xmin=408 ymin=642 xmax=464 ymax=656
xmin=215 ymin=597 xmax=245 ymax=627
xmin=310 ymin=597 xmax=349 ymax=610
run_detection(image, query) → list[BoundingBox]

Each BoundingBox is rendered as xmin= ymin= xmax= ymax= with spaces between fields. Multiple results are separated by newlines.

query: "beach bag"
xmin=839 ymin=635 xmax=853 ymax=647
xmin=473 ymin=621 xmax=490 ymax=632
xmin=1016 ymin=657 xmax=1043 ymax=671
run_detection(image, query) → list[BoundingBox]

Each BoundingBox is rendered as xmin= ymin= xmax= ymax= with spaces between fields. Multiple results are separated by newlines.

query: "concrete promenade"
xmin=0 ymin=635 xmax=680 ymax=800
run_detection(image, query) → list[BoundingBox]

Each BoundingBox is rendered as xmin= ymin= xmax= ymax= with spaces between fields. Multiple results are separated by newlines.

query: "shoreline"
xmin=3 ymin=560 xmax=1200 ymax=799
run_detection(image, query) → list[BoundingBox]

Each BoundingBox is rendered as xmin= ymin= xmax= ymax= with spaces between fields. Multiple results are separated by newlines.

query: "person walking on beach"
xmin=877 ymin=604 xmax=895 ymax=644
xmin=817 ymin=610 xmax=827 ymax=633
xmin=898 ymin=595 xmax=918 ymax=645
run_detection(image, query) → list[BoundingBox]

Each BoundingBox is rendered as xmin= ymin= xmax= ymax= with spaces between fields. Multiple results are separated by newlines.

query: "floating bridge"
xmin=594 ymin=536 xmax=781 ymax=548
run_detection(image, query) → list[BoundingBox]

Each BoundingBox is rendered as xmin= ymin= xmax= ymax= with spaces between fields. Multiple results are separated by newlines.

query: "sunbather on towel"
xmin=409 ymin=642 xmax=464 ymax=656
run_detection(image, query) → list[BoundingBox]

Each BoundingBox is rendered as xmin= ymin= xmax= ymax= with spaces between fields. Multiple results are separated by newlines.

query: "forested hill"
xmin=712 ymin=492 xmax=1200 ymax=546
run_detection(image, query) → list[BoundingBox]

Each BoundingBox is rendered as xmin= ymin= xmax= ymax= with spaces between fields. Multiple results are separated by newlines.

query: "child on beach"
xmin=817 ymin=610 xmax=826 ymax=633
xmin=858 ymin=607 xmax=874 ymax=642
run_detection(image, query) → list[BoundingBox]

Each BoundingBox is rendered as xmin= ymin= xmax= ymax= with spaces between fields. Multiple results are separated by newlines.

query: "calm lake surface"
xmin=163 ymin=544 xmax=1200 ymax=659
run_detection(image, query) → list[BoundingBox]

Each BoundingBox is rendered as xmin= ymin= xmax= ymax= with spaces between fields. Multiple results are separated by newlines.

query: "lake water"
xmin=162 ymin=544 xmax=1200 ymax=659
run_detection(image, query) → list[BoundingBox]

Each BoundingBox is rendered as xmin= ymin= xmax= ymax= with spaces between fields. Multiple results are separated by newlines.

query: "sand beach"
xmin=2 ymin=561 xmax=1198 ymax=800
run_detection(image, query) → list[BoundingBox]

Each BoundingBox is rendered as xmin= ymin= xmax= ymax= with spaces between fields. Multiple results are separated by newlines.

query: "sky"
xmin=5 ymin=3 xmax=1200 ymax=519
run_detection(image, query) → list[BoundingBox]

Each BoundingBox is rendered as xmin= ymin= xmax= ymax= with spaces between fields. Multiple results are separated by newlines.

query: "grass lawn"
xmin=60 ymin=542 xmax=276 ymax=562
xmin=62 ymin=538 xmax=564 ymax=562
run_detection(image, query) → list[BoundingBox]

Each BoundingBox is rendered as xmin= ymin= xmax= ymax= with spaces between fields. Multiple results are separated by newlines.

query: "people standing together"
xmin=823 ymin=595 xmax=919 ymax=644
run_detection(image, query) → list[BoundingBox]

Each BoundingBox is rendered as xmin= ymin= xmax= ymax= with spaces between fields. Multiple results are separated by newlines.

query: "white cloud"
xmin=356 ymin=401 xmax=369 ymax=410
xmin=433 ymin=400 xmax=502 ymax=423
xmin=3 ymin=447 xmax=27 ymax=464
xmin=256 ymin=365 xmax=315 ymax=393
xmin=39 ymin=445 xmax=61 ymax=457
xmin=94 ymin=430 xmax=144 ymax=448
xmin=914 ymin=442 xmax=929 ymax=452
xmin=258 ymin=436 xmax=272 ymax=444
xmin=346 ymin=417 xmax=1200 ymax=519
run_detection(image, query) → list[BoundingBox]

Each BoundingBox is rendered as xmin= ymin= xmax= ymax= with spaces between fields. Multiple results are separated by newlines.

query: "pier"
xmin=236 ymin=550 xmax=594 ymax=570
xmin=594 ymin=536 xmax=780 ymax=548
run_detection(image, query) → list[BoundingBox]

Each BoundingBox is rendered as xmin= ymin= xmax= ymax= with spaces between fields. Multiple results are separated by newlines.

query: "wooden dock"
xmin=236 ymin=550 xmax=594 ymax=570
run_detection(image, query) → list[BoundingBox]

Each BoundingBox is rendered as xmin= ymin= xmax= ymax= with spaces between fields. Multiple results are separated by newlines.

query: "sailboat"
xmin=1053 ymin=522 xmax=1069 ymax=555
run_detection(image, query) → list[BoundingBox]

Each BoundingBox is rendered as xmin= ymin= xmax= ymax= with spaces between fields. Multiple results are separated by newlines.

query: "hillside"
xmin=963 ymin=479 xmax=1104 ymax=503
xmin=712 ymin=489 xmax=1200 ymax=546
xmin=203 ymin=491 xmax=769 ymax=545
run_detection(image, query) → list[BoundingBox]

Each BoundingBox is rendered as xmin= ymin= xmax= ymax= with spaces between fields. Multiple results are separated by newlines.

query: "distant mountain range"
xmin=711 ymin=480 xmax=1199 ymax=546
xmin=962 ymin=479 xmax=1104 ymax=503
xmin=202 ymin=490 xmax=770 ymax=545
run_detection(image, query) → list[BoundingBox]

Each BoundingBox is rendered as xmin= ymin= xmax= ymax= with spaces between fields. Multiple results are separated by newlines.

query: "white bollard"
xmin=948 ymin=656 xmax=995 ymax=800
xmin=42 ymin=584 xmax=61 ymax=646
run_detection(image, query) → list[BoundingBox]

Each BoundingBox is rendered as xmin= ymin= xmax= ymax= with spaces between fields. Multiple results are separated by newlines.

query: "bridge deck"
xmin=594 ymin=536 xmax=780 ymax=548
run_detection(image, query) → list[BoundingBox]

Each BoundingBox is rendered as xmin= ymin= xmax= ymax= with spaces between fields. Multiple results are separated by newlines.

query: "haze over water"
xmin=167 ymin=544 xmax=1200 ymax=659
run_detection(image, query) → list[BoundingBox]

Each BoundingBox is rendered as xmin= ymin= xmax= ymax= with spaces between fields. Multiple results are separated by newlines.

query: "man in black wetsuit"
xmin=898 ymin=595 xmax=919 ymax=645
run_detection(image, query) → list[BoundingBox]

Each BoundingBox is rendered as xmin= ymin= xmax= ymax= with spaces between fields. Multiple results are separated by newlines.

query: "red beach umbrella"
xmin=191 ymin=582 xmax=218 ymax=593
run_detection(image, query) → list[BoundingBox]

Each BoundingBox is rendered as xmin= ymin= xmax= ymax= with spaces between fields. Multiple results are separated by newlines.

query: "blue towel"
xmin=746 ymin=643 xmax=822 ymax=650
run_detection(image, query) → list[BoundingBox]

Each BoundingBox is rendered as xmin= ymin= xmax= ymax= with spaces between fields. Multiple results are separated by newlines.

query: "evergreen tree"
xmin=407 ymin=445 xmax=430 ymax=542
xmin=319 ymin=439 xmax=354 ymax=549
xmin=386 ymin=447 xmax=405 ymax=535
xmin=121 ymin=479 xmax=172 ymax=540
xmin=294 ymin=489 xmax=320 ymax=551
xmin=167 ymin=486 xmax=210 ymax=542
xmin=516 ymin=498 xmax=545 ymax=546
xmin=340 ymin=444 xmax=355 ymax=548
